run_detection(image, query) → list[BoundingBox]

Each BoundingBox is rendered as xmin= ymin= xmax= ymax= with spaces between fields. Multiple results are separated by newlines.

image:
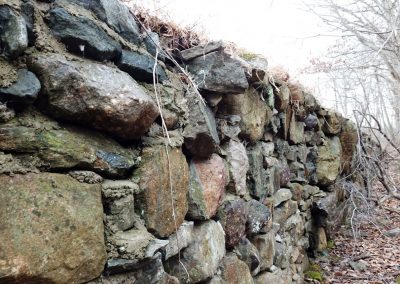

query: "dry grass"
xmin=122 ymin=0 xmax=206 ymax=53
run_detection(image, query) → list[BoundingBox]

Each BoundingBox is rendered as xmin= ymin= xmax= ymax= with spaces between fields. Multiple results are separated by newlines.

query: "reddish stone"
xmin=134 ymin=146 xmax=189 ymax=238
xmin=187 ymin=154 xmax=227 ymax=220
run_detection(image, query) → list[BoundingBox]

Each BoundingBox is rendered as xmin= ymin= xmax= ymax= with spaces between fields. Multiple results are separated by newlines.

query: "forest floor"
xmin=312 ymin=168 xmax=400 ymax=284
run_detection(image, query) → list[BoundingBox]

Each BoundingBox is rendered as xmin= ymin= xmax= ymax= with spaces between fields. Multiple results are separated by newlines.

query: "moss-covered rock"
xmin=0 ymin=110 xmax=135 ymax=178
xmin=0 ymin=173 xmax=106 ymax=284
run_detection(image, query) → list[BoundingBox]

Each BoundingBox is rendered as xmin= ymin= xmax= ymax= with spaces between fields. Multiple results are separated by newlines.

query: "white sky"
xmin=133 ymin=0 xmax=335 ymax=75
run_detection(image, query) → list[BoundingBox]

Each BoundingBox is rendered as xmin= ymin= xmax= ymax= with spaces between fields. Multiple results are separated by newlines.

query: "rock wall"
xmin=0 ymin=1 xmax=358 ymax=283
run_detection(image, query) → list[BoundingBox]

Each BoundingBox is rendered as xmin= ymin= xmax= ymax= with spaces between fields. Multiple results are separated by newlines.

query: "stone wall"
xmin=0 ymin=1 xmax=358 ymax=283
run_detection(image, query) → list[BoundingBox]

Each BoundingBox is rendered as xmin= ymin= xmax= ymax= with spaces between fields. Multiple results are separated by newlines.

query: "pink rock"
xmin=187 ymin=153 xmax=227 ymax=220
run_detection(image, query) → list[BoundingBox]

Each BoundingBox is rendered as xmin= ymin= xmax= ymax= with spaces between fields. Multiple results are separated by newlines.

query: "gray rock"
xmin=144 ymin=31 xmax=165 ymax=60
xmin=163 ymin=221 xmax=194 ymax=260
xmin=273 ymin=188 xmax=293 ymax=207
xmin=224 ymin=140 xmax=249 ymax=196
xmin=251 ymin=231 xmax=275 ymax=271
xmin=304 ymin=113 xmax=318 ymax=130
xmin=145 ymin=239 xmax=170 ymax=258
xmin=108 ymin=227 xmax=154 ymax=260
xmin=284 ymin=213 xmax=304 ymax=243
xmin=265 ymin=166 xmax=281 ymax=196
xmin=103 ymin=253 xmax=178 ymax=284
xmin=214 ymin=253 xmax=254 ymax=284
xmin=233 ymin=238 xmax=261 ymax=276
xmin=104 ymin=258 xmax=144 ymax=276
xmin=47 ymin=6 xmax=122 ymax=61
xmin=273 ymin=200 xmax=298 ymax=228
xmin=0 ymin=102 xmax=15 ymax=122
xmin=117 ymin=50 xmax=167 ymax=83
xmin=183 ymin=94 xmax=220 ymax=158
xmin=165 ymin=220 xmax=225 ymax=283
xmin=29 ymin=53 xmax=158 ymax=140
xmin=217 ymin=116 xmax=242 ymax=141
xmin=59 ymin=0 xmax=142 ymax=45
xmin=261 ymin=142 xmax=275 ymax=156
xmin=383 ymin=228 xmax=400 ymax=238
xmin=102 ymin=180 xmax=137 ymax=232
xmin=20 ymin=0 xmax=35 ymax=45
xmin=186 ymin=50 xmax=249 ymax=94
xmin=302 ymin=184 xmax=322 ymax=199
xmin=0 ymin=5 xmax=28 ymax=59
xmin=242 ymin=53 xmax=268 ymax=84
xmin=180 ymin=41 xmax=224 ymax=61
xmin=247 ymin=144 xmax=268 ymax=201
xmin=254 ymin=268 xmax=292 ymax=284
xmin=289 ymin=114 xmax=304 ymax=144
xmin=130 ymin=253 xmax=179 ymax=284
xmin=217 ymin=198 xmax=248 ymax=248
xmin=0 ymin=70 xmax=40 ymax=104
xmin=246 ymin=199 xmax=271 ymax=236
xmin=349 ymin=260 xmax=367 ymax=271
xmin=274 ymin=243 xmax=290 ymax=269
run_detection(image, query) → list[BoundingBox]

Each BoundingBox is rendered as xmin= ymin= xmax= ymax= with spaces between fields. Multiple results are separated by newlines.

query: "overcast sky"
xmin=132 ymin=0 xmax=335 ymax=75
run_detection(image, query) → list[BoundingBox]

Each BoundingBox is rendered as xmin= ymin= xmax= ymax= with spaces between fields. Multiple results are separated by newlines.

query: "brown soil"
xmin=0 ymin=58 xmax=18 ymax=88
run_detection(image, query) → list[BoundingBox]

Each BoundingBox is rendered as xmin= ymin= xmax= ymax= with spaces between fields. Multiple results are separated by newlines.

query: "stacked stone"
xmin=0 ymin=1 xmax=358 ymax=284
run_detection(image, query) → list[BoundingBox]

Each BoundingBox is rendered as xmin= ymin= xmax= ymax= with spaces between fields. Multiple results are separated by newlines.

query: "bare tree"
xmin=303 ymin=0 xmax=400 ymax=141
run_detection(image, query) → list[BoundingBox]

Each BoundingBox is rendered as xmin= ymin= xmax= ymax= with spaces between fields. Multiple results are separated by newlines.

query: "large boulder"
xmin=0 ymin=5 xmax=28 ymax=59
xmin=29 ymin=53 xmax=159 ymax=140
xmin=0 ymin=111 xmax=135 ymax=178
xmin=46 ymin=6 xmax=122 ymax=61
xmin=65 ymin=0 xmax=142 ymax=45
xmin=0 ymin=173 xmax=106 ymax=284
xmin=219 ymin=87 xmax=272 ymax=143
xmin=134 ymin=146 xmax=189 ymax=238
xmin=223 ymin=140 xmax=249 ymax=196
xmin=165 ymin=220 xmax=225 ymax=283
xmin=187 ymin=154 xmax=227 ymax=220
xmin=186 ymin=50 xmax=249 ymax=94
xmin=0 ymin=69 xmax=40 ymax=104
xmin=316 ymin=136 xmax=342 ymax=186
